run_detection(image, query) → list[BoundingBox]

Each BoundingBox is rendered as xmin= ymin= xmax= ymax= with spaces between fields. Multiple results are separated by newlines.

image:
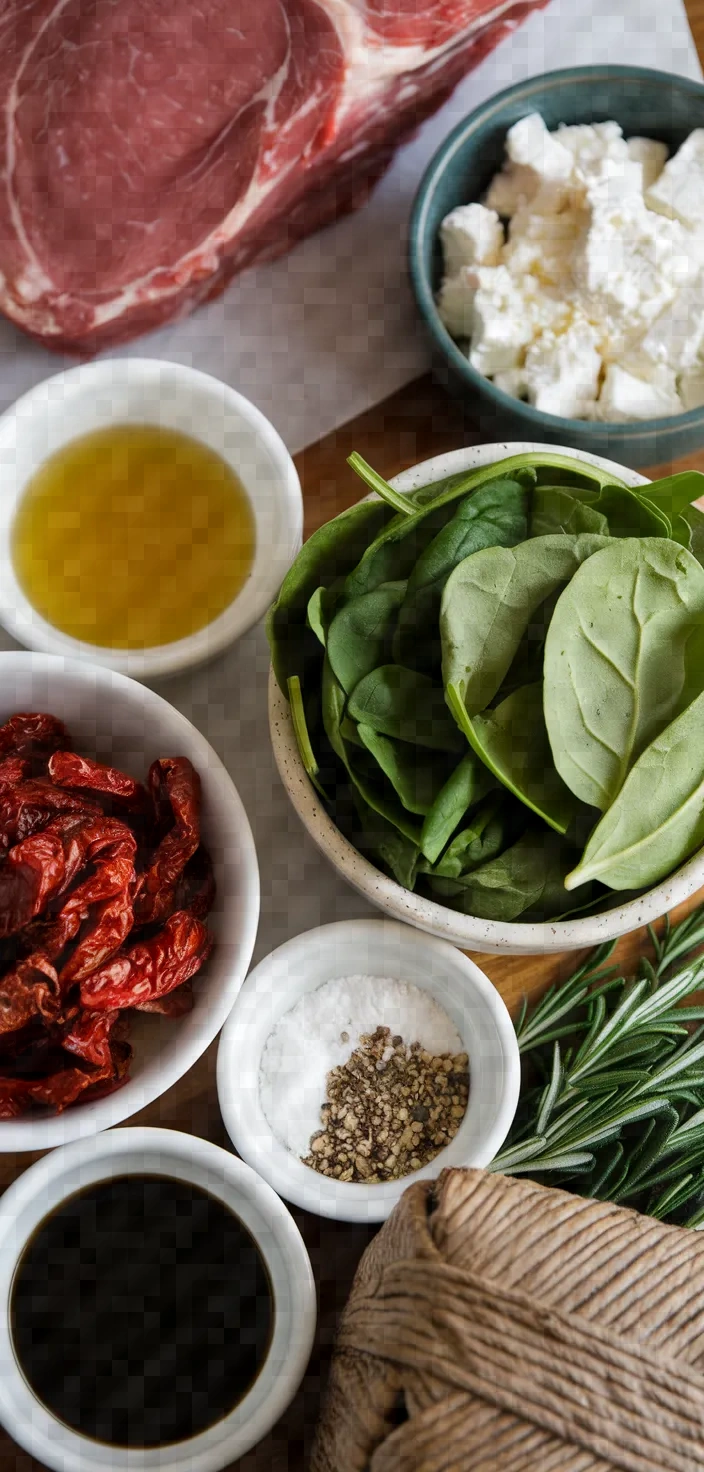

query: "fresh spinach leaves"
xmin=268 ymin=450 xmax=704 ymax=922
xmin=566 ymin=690 xmax=704 ymax=891
xmin=544 ymin=539 xmax=704 ymax=811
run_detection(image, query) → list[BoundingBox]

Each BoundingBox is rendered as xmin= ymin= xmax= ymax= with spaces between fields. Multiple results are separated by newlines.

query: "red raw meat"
xmin=0 ymin=0 xmax=547 ymax=353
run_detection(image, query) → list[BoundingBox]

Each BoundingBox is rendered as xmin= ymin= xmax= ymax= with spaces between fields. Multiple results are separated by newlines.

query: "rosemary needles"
xmin=490 ymin=904 xmax=704 ymax=1227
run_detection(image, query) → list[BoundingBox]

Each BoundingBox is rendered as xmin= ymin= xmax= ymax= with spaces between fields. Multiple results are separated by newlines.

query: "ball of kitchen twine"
xmin=312 ymin=1168 xmax=704 ymax=1471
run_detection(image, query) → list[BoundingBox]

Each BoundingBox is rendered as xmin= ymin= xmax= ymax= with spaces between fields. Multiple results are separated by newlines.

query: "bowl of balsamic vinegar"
xmin=0 ymin=1128 xmax=316 ymax=1472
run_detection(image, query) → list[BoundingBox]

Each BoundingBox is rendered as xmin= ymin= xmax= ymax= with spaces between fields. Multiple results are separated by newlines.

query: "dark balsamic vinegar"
xmin=10 ymin=1175 xmax=274 ymax=1448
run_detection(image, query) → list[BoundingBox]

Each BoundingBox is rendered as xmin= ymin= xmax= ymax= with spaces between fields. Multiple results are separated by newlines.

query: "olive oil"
xmin=11 ymin=425 xmax=256 ymax=649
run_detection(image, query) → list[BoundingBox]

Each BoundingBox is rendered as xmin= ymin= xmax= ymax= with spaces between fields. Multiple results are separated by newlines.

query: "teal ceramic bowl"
xmin=409 ymin=65 xmax=704 ymax=468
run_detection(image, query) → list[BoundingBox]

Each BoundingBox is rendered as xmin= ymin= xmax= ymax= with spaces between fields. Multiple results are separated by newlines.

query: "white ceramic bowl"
xmin=0 ymin=651 xmax=260 ymax=1151
xmin=0 ymin=359 xmax=303 ymax=678
xmin=269 ymin=440 xmax=704 ymax=955
xmin=217 ymin=919 xmax=520 ymax=1223
xmin=0 ymin=1127 xmax=316 ymax=1472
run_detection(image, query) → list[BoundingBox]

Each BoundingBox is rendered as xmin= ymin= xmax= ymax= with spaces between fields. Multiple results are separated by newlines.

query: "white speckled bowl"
xmin=269 ymin=441 xmax=704 ymax=956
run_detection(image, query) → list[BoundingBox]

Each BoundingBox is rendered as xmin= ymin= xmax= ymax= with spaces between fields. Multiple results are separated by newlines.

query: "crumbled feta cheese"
xmin=554 ymin=121 xmax=631 ymax=189
xmin=440 ymin=204 xmax=504 ymax=275
xmin=504 ymin=202 xmax=583 ymax=287
xmin=484 ymin=163 xmax=539 ymax=217
xmin=585 ymin=161 xmax=647 ymax=210
xmin=597 ymin=363 xmax=683 ymax=421
xmin=467 ymin=266 xmax=535 ymax=376
xmin=627 ymin=137 xmax=668 ymax=191
xmin=522 ymin=320 xmax=602 ymax=418
xmin=493 ymin=367 xmax=529 ymax=399
xmin=679 ymin=367 xmax=704 ymax=410
xmin=646 ymin=130 xmax=704 ymax=228
xmin=506 ymin=113 xmax=573 ymax=182
xmin=555 ymin=120 xmax=624 ymax=159
xmin=436 ymin=115 xmax=704 ymax=422
xmin=437 ymin=269 xmax=476 ymax=338
xmin=573 ymin=194 xmax=682 ymax=328
xmin=638 ymin=277 xmax=704 ymax=370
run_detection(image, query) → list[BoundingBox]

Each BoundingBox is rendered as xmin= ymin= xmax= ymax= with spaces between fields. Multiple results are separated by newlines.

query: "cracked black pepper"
xmin=303 ymin=1025 xmax=470 ymax=1183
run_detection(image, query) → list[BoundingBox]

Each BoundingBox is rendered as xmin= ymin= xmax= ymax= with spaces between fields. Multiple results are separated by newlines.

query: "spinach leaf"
xmin=347 ymin=453 xmax=416 ymax=516
xmin=321 ymin=657 xmax=421 ymax=841
xmin=684 ymin=505 xmax=704 ymax=567
xmin=441 ymin=533 xmax=609 ymax=718
xmin=565 ymin=689 xmax=704 ymax=891
xmin=544 ymin=539 xmax=704 ymax=812
xmin=340 ymin=714 xmax=363 ymax=746
xmin=427 ymin=829 xmax=573 ymax=920
xmin=344 ymin=502 xmax=458 ymax=599
xmin=450 ymin=681 xmax=577 ymax=834
xmin=350 ymin=791 xmax=421 ymax=889
xmin=287 ymin=676 xmax=327 ymax=798
xmin=530 ymin=487 xmax=609 ymax=538
xmin=671 ymin=516 xmax=693 ymax=549
xmin=345 ymin=451 xmax=625 ymax=601
xmin=423 ymin=800 xmax=506 ymax=879
xmin=348 ymin=666 xmax=465 ymax=752
xmin=394 ymin=478 xmax=529 ymax=669
xmin=593 ymin=485 xmax=671 ymax=538
xmin=327 ymin=582 xmax=406 ymax=695
xmin=408 ymin=463 xmax=535 ymax=508
xmin=356 ymin=724 xmax=453 ymax=815
xmin=493 ymin=588 xmax=562 ymax=701
xmin=420 ymin=752 xmax=494 ymax=863
xmin=637 ymin=470 xmax=704 ymax=522
xmin=268 ymin=499 xmax=392 ymax=690
xmin=306 ymin=586 xmax=336 ymax=646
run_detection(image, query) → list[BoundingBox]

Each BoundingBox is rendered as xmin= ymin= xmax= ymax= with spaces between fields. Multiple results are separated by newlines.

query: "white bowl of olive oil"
xmin=0 ymin=359 xmax=303 ymax=677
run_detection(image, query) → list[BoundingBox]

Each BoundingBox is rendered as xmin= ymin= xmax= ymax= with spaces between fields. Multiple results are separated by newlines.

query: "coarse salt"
xmin=259 ymin=975 xmax=463 ymax=1159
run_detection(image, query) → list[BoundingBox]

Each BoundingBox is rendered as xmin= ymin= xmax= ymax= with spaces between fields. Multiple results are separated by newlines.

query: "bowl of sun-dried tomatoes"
xmin=0 ymin=653 xmax=260 ymax=1150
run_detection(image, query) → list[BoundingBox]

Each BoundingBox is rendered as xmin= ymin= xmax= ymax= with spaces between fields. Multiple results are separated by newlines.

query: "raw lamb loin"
xmin=0 ymin=0 xmax=548 ymax=353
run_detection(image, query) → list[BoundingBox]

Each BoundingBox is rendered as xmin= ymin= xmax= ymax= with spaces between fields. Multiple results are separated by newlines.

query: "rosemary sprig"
xmin=489 ymin=903 xmax=704 ymax=1228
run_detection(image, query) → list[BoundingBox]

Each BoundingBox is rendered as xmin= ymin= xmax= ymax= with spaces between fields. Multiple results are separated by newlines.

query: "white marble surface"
xmin=0 ymin=0 xmax=699 ymax=456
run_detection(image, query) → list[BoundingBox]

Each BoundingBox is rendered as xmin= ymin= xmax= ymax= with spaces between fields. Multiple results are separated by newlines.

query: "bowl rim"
xmin=0 ymin=650 xmax=261 ymax=1149
xmin=268 ymin=440 xmax=704 ymax=954
xmin=408 ymin=62 xmax=704 ymax=442
xmin=0 ymin=359 xmax=303 ymax=678
xmin=0 ymin=1127 xmax=316 ymax=1472
xmin=216 ymin=918 xmax=521 ymax=1222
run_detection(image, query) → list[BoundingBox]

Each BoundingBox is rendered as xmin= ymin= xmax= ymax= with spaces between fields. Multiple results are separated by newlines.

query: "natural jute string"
xmin=312 ymin=1170 xmax=704 ymax=1472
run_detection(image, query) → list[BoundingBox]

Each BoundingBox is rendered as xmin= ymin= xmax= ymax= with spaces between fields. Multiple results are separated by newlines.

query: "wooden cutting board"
xmin=3 ymin=7 xmax=704 ymax=1468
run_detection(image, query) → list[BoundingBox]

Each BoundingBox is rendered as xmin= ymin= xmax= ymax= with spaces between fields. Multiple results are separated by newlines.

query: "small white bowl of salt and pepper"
xmin=217 ymin=919 xmax=519 ymax=1223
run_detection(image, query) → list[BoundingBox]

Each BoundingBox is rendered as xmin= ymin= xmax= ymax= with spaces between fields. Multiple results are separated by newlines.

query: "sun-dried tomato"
xmin=135 ymin=759 xmax=201 ymax=925
xmin=26 ymin=1064 xmax=114 ymax=1112
xmin=37 ymin=821 xmax=137 ymax=984
xmin=134 ymin=981 xmax=194 ymax=1017
xmin=61 ymin=1008 xmax=129 ymax=1070
xmin=48 ymin=752 xmax=148 ymax=808
xmin=0 ymin=1076 xmax=34 ymax=1117
xmin=0 ymin=717 xmax=215 ymax=1117
xmin=0 ymin=714 xmax=69 ymax=761
xmin=173 ymin=846 xmax=216 ymax=921
xmin=0 ymin=822 xmax=72 ymax=937
xmin=0 ymin=756 xmax=30 ymax=792
xmin=80 ymin=910 xmax=212 ymax=1011
xmin=0 ymin=779 xmax=100 ymax=848
xmin=0 ymin=953 xmax=61 ymax=1037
